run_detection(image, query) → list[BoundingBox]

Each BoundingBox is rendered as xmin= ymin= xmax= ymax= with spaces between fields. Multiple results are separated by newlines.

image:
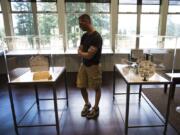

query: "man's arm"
xmin=78 ymin=45 xmax=97 ymax=59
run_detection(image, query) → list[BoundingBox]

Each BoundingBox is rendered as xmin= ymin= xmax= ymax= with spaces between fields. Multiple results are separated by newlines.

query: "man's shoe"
xmin=86 ymin=107 xmax=99 ymax=119
xmin=81 ymin=103 xmax=91 ymax=116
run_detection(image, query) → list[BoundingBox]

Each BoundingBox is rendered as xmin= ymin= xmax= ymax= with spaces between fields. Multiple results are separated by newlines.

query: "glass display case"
xmin=2 ymin=35 xmax=67 ymax=135
xmin=3 ymin=35 xmax=65 ymax=83
xmin=115 ymin=34 xmax=180 ymax=78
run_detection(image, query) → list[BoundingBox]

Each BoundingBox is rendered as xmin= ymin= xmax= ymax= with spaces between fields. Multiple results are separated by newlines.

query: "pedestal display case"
xmin=114 ymin=34 xmax=180 ymax=135
xmin=3 ymin=35 xmax=67 ymax=135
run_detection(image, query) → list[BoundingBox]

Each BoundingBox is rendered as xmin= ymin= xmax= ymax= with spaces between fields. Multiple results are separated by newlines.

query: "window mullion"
xmin=136 ymin=4 xmax=141 ymax=49
xmin=86 ymin=3 xmax=90 ymax=14
xmin=158 ymin=0 xmax=168 ymax=36
xmin=57 ymin=0 xmax=66 ymax=52
xmin=111 ymin=0 xmax=118 ymax=52
xmin=1 ymin=0 xmax=13 ymax=36
xmin=32 ymin=2 xmax=38 ymax=35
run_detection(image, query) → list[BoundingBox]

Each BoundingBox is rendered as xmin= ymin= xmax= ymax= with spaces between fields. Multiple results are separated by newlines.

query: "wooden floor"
xmin=0 ymin=72 xmax=178 ymax=135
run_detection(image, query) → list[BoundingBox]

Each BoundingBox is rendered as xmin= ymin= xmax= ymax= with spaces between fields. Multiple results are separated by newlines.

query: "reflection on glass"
xmin=36 ymin=2 xmax=57 ymax=12
xmin=11 ymin=2 xmax=32 ymax=12
xmin=37 ymin=13 xmax=59 ymax=35
xmin=118 ymin=14 xmax=137 ymax=35
xmin=12 ymin=13 xmax=34 ymax=35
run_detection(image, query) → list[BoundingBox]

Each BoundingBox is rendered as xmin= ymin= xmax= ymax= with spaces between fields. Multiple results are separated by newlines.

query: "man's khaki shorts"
xmin=77 ymin=63 xmax=102 ymax=89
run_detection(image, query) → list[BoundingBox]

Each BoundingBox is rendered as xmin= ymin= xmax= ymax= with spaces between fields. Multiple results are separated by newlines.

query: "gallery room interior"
xmin=0 ymin=0 xmax=180 ymax=135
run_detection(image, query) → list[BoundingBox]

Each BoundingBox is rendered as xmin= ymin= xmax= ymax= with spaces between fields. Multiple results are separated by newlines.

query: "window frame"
xmin=65 ymin=2 xmax=112 ymax=54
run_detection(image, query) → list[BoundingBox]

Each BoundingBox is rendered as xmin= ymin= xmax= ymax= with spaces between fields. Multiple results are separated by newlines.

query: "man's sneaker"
xmin=86 ymin=107 xmax=99 ymax=119
xmin=81 ymin=103 xmax=91 ymax=116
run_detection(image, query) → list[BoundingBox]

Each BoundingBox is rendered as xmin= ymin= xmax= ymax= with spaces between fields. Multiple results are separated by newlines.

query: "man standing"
xmin=77 ymin=14 xmax=103 ymax=119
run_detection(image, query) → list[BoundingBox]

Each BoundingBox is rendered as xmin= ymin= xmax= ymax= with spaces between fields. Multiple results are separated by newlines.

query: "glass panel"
xmin=142 ymin=0 xmax=160 ymax=5
xmin=66 ymin=3 xmax=86 ymax=12
xmin=118 ymin=5 xmax=137 ymax=12
xmin=12 ymin=13 xmax=35 ymax=35
xmin=37 ymin=13 xmax=59 ymax=35
xmin=33 ymin=35 xmax=64 ymax=54
xmin=119 ymin=0 xmax=137 ymax=4
xmin=66 ymin=13 xmax=82 ymax=51
xmin=139 ymin=36 xmax=159 ymax=49
xmin=142 ymin=5 xmax=159 ymax=12
xmin=0 ymin=14 xmax=5 ymax=38
xmin=4 ymin=36 xmax=34 ymax=51
xmin=11 ymin=2 xmax=32 ymax=12
xmin=140 ymin=14 xmax=159 ymax=35
xmin=163 ymin=36 xmax=178 ymax=49
xmin=115 ymin=35 xmax=136 ymax=53
xmin=169 ymin=0 xmax=180 ymax=5
xmin=118 ymin=14 xmax=137 ymax=35
xmin=91 ymin=14 xmax=110 ymax=50
xmin=166 ymin=15 xmax=180 ymax=49
xmin=166 ymin=15 xmax=180 ymax=37
xmin=140 ymin=36 xmax=178 ymax=49
xmin=36 ymin=2 xmax=57 ymax=12
xmin=90 ymin=3 xmax=110 ymax=12
xmin=3 ymin=35 xmax=63 ymax=53
xmin=168 ymin=5 xmax=180 ymax=12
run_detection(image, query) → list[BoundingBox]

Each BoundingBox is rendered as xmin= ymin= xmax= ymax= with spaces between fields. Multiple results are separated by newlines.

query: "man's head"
xmin=79 ymin=14 xmax=92 ymax=31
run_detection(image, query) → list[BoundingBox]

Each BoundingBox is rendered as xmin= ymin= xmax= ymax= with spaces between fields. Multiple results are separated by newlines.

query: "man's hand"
xmin=78 ymin=46 xmax=97 ymax=59
xmin=78 ymin=45 xmax=83 ymax=57
xmin=78 ymin=49 xmax=83 ymax=56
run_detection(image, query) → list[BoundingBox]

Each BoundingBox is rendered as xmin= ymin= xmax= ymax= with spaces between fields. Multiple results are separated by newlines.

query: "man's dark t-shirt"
xmin=80 ymin=31 xmax=102 ymax=67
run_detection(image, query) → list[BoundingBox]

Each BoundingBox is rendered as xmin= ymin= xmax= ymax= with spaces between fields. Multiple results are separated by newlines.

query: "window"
xmin=65 ymin=2 xmax=86 ymax=51
xmin=11 ymin=2 xmax=35 ymax=36
xmin=90 ymin=3 xmax=110 ymax=50
xmin=65 ymin=1 xmax=111 ymax=53
xmin=117 ymin=0 xmax=137 ymax=50
xmin=166 ymin=0 xmax=180 ymax=48
xmin=139 ymin=0 xmax=160 ymax=49
xmin=0 ymin=2 xmax=5 ymax=38
xmin=36 ymin=2 xmax=59 ymax=35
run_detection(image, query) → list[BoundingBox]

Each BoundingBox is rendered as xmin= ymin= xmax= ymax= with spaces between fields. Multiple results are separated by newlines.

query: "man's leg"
xmin=80 ymin=88 xmax=89 ymax=104
xmin=80 ymin=88 xmax=91 ymax=116
xmin=86 ymin=87 xmax=101 ymax=119
xmin=94 ymin=87 xmax=101 ymax=109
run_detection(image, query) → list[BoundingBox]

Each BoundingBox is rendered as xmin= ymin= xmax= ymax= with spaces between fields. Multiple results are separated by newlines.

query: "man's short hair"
xmin=79 ymin=14 xmax=91 ymax=24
